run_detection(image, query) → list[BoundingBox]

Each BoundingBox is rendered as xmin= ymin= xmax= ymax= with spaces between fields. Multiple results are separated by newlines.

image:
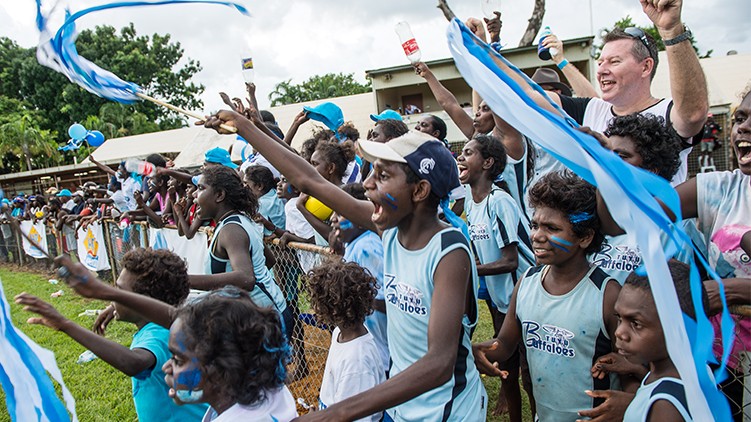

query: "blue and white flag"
xmin=34 ymin=0 xmax=250 ymax=103
xmin=446 ymin=19 xmax=733 ymax=421
xmin=0 ymin=277 xmax=78 ymax=421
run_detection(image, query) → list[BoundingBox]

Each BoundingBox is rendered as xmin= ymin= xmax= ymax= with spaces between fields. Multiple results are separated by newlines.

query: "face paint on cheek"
xmin=338 ymin=219 xmax=353 ymax=230
xmin=549 ymin=236 xmax=574 ymax=253
xmin=383 ymin=192 xmax=398 ymax=210
xmin=174 ymin=359 xmax=204 ymax=403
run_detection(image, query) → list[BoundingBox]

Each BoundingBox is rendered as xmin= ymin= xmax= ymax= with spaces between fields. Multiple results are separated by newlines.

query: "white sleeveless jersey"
xmin=581 ymin=97 xmax=690 ymax=186
xmin=623 ymin=375 xmax=692 ymax=422
xmin=465 ymin=185 xmax=534 ymax=312
xmin=515 ymin=265 xmax=620 ymax=421
xmin=206 ymin=214 xmax=287 ymax=313
xmin=382 ymin=227 xmax=487 ymax=421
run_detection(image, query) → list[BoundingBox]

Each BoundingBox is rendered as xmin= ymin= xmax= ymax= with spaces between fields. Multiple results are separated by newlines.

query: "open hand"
xmin=577 ymin=389 xmax=633 ymax=421
xmin=15 ymin=293 xmax=69 ymax=331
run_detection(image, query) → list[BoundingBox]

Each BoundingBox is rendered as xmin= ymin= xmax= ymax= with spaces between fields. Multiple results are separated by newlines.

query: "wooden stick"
xmin=135 ymin=92 xmax=237 ymax=133
xmin=9 ymin=219 xmax=53 ymax=260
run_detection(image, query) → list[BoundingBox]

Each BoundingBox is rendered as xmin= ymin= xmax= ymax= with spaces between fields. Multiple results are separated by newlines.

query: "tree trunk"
xmin=436 ymin=0 xmax=457 ymax=21
xmin=21 ymin=142 xmax=32 ymax=171
xmin=518 ymin=0 xmax=546 ymax=47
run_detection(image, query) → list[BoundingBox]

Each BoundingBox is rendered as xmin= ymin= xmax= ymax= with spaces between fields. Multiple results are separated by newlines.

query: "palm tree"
xmin=0 ymin=114 xmax=58 ymax=171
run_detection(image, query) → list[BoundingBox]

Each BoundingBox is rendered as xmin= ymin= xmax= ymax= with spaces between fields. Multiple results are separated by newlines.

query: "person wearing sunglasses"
xmin=484 ymin=0 xmax=707 ymax=188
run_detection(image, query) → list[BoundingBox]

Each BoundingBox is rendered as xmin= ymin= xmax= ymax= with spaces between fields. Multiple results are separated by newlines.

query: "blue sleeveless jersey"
xmin=382 ymin=227 xmax=487 ymax=421
xmin=206 ymin=214 xmax=287 ymax=313
xmin=515 ymin=265 xmax=620 ymax=421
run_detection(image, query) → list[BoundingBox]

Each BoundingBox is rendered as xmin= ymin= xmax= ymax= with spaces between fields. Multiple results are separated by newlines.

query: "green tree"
xmin=269 ymin=73 xmax=371 ymax=106
xmin=0 ymin=114 xmax=60 ymax=172
xmin=596 ymin=16 xmax=712 ymax=59
xmin=0 ymin=23 xmax=204 ymax=146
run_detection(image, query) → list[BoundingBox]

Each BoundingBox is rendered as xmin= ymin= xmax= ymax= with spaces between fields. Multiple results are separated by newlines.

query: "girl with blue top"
xmin=189 ymin=165 xmax=291 ymax=341
xmin=201 ymin=110 xmax=486 ymax=422
xmin=458 ymin=134 xmax=535 ymax=422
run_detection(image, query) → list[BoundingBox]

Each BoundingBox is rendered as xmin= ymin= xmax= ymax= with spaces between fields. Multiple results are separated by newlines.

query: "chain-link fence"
xmin=1 ymin=219 xmax=749 ymax=416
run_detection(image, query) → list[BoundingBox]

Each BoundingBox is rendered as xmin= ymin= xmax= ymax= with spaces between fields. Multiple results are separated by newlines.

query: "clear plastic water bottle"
xmin=76 ymin=350 xmax=98 ymax=364
xmin=240 ymin=47 xmax=254 ymax=84
xmin=395 ymin=21 xmax=421 ymax=64
xmin=481 ymin=0 xmax=502 ymax=19
xmin=124 ymin=158 xmax=156 ymax=177
xmin=537 ymin=26 xmax=558 ymax=60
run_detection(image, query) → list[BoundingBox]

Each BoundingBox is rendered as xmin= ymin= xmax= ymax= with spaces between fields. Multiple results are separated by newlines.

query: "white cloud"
xmin=1 ymin=0 xmax=748 ymax=115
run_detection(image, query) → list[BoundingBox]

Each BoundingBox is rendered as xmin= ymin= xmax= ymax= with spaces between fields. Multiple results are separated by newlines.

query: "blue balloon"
xmin=68 ymin=123 xmax=87 ymax=140
xmin=85 ymin=130 xmax=106 ymax=147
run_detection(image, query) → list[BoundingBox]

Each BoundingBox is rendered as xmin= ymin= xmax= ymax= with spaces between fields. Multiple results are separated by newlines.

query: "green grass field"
xmin=0 ymin=266 xmax=532 ymax=421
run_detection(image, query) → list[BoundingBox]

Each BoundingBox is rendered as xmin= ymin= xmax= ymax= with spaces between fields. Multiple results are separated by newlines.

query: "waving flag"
xmin=0 ymin=277 xmax=78 ymax=422
xmin=34 ymin=0 xmax=250 ymax=103
xmin=446 ymin=19 xmax=733 ymax=421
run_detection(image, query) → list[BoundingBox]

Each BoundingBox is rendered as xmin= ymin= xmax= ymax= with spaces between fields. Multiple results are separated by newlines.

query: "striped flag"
xmin=0 ymin=277 xmax=78 ymax=422
xmin=34 ymin=0 xmax=250 ymax=103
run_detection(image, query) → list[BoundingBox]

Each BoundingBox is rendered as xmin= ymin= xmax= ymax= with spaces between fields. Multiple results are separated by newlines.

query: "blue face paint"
xmin=383 ymin=192 xmax=398 ymax=210
xmin=286 ymin=185 xmax=293 ymax=194
xmin=338 ymin=220 xmax=353 ymax=230
xmin=550 ymin=236 xmax=573 ymax=253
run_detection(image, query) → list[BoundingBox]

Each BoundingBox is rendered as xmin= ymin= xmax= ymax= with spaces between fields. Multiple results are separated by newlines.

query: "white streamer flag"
xmin=148 ymin=228 xmax=209 ymax=275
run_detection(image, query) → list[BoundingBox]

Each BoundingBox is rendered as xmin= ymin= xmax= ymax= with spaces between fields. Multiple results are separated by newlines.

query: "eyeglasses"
xmin=624 ymin=27 xmax=656 ymax=61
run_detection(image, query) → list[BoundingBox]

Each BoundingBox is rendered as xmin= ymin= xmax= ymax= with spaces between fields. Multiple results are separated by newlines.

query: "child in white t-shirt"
xmin=307 ymin=258 xmax=385 ymax=421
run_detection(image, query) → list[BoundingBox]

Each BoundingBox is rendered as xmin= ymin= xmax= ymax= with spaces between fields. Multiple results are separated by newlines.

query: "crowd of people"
xmin=6 ymin=1 xmax=750 ymax=421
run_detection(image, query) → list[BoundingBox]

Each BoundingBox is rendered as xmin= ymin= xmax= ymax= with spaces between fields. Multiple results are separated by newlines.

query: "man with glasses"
xmin=498 ymin=0 xmax=708 ymax=186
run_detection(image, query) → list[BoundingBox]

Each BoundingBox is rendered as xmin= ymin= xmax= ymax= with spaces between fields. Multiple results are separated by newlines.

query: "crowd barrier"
xmin=1 ymin=219 xmax=750 ymax=417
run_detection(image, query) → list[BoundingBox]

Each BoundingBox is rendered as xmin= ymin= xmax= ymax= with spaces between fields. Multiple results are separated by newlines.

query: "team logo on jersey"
xmin=591 ymin=243 xmax=641 ymax=273
xmin=418 ymin=158 xmax=435 ymax=175
xmin=469 ymin=223 xmax=490 ymax=241
xmin=522 ymin=320 xmax=575 ymax=358
xmin=384 ymin=274 xmax=427 ymax=316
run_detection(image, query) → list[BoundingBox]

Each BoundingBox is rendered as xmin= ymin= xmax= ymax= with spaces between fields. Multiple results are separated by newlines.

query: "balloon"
xmin=68 ymin=123 xmax=87 ymax=140
xmin=85 ymin=130 xmax=106 ymax=147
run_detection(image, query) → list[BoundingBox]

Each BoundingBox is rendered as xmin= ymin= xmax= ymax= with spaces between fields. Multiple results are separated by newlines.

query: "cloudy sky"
xmin=0 ymin=0 xmax=747 ymax=114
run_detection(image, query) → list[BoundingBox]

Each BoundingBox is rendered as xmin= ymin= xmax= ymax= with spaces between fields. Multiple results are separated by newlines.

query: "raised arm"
xmin=88 ymin=154 xmax=117 ymax=177
xmin=15 ymin=293 xmax=158 ymax=377
xmin=54 ymin=255 xmax=175 ymax=329
xmin=201 ymin=110 xmax=377 ymax=233
xmin=543 ymin=34 xmax=600 ymax=98
xmin=284 ymin=111 xmax=310 ymax=146
xmin=641 ymin=0 xmax=708 ymax=138
xmin=413 ymin=62 xmax=475 ymax=139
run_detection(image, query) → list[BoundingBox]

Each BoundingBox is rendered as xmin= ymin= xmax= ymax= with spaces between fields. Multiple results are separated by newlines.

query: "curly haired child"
xmin=307 ymin=258 xmax=385 ymax=421
xmin=16 ymin=248 xmax=208 ymax=422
